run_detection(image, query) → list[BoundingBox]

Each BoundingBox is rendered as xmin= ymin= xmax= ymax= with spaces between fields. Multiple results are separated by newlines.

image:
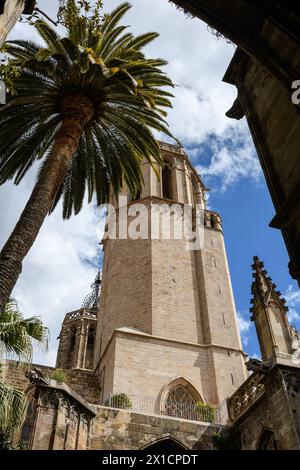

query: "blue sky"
xmin=0 ymin=0 xmax=299 ymax=364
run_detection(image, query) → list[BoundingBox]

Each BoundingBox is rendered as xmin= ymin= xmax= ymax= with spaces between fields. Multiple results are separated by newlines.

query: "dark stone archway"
xmin=141 ymin=437 xmax=188 ymax=452
xmin=257 ymin=429 xmax=277 ymax=450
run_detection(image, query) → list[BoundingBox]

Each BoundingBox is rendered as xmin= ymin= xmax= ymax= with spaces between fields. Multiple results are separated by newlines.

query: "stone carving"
xmin=228 ymin=373 xmax=265 ymax=422
xmin=225 ymin=95 xmax=245 ymax=120
xmin=282 ymin=370 xmax=300 ymax=394
xmin=26 ymin=367 xmax=50 ymax=386
xmin=246 ymin=357 xmax=273 ymax=374
xmin=289 ymin=259 xmax=300 ymax=283
xmin=290 ymin=325 xmax=300 ymax=352
xmin=158 ymin=141 xmax=185 ymax=155
xmin=251 ymin=256 xmax=288 ymax=310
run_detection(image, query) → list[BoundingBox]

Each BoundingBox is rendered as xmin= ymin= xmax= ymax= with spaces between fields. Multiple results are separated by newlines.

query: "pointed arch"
xmin=159 ymin=377 xmax=203 ymax=420
xmin=140 ymin=436 xmax=189 ymax=451
xmin=257 ymin=429 xmax=277 ymax=450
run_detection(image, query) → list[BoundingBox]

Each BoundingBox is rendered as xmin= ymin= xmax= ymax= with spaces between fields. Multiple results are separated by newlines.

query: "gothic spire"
xmin=81 ymin=271 xmax=101 ymax=309
xmin=249 ymin=256 xmax=299 ymax=363
xmin=250 ymin=256 xmax=288 ymax=313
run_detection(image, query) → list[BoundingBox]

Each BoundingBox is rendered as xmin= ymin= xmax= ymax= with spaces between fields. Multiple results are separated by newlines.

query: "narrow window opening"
xmin=162 ymin=162 xmax=173 ymax=199
xmin=87 ymin=328 xmax=95 ymax=350
xmin=70 ymin=328 xmax=76 ymax=351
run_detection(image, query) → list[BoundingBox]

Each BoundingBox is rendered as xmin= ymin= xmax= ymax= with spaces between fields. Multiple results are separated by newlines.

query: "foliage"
xmin=0 ymin=298 xmax=48 ymax=362
xmin=0 ymin=378 xmax=27 ymax=432
xmin=50 ymin=368 xmax=67 ymax=383
xmin=111 ymin=393 xmax=132 ymax=409
xmin=212 ymin=429 xmax=241 ymax=450
xmin=0 ymin=299 xmax=48 ymax=438
xmin=0 ymin=1 xmax=176 ymax=216
xmin=0 ymin=427 xmax=27 ymax=450
xmin=195 ymin=401 xmax=216 ymax=423
xmin=0 ymin=58 xmax=20 ymax=96
xmin=58 ymin=0 xmax=104 ymax=30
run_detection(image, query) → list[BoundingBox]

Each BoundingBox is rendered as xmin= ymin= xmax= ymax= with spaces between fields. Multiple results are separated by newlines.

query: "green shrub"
xmin=0 ymin=428 xmax=28 ymax=450
xmin=50 ymin=368 xmax=67 ymax=383
xmin=212 ymin=429 xmax=241 ymax=450
xmin=111 ymin=393 xmax=132 ymax=409
xmin=195 ymin=402 xmax=216 ymax=423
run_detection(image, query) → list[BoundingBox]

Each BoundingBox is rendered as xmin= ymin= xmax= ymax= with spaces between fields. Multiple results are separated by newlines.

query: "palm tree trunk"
xmin=0 ymin=95 xmax=93 ymax=314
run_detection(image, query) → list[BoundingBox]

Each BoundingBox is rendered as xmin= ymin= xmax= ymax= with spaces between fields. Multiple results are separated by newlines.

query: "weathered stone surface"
xmin=89 ymin=407 xmax=220 ymax=450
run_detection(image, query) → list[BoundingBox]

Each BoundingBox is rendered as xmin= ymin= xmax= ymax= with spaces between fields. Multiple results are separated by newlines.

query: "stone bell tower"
xmin=56 ymin=273 xmax=101 ymax=371
xmin=94 ymin=141 xmax=247 ymax=412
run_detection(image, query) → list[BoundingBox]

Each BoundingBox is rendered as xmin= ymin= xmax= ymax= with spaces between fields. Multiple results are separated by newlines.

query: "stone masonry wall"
xmin=232 ymin=366 xmax=300 ymax=450
xmin=90 ymin=406 xmax=221 ymax=450
xmin=0 ymin=359 xmax=100 ymax=404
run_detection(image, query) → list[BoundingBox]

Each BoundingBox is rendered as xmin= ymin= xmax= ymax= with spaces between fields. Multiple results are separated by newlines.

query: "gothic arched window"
xmin=20 ymin=400 xmax=36 ymax=447
xmin=161 ymin=377 xmax=203 ymax=421
xmin=164 ymin=385 xmax=196 ymax=419
xmin=257 ymin=429 xmax=277 ymax=450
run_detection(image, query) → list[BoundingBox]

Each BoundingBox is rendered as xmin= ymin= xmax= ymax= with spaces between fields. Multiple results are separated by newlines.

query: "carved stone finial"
xmin=246 ymin=357 xmax=273 ymax=374
xmin=225 ymin=95 xmax=245 ymax=120
xmin=251 ymin=256 xmax=287 ymax=310
xmin=290 ymin=325 xmax=300 ymax=352
xmin=25 ymin=367 xmax=50 ymax=386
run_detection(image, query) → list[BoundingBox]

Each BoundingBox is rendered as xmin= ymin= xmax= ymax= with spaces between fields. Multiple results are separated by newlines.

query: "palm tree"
xmin=0 ymin=1 xmax=176 ymax=313
xmin=0 ymin=298 xmax=48 ymax=436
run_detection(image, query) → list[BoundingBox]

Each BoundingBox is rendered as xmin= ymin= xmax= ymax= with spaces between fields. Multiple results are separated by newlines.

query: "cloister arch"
xmin=140 ymin=436 xmax=189 ymax=451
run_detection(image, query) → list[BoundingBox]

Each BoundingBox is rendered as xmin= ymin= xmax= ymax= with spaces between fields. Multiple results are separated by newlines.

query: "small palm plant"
xmin=0 ymin=1 xmax=176 ymax=313
xmin=0 ymin=298 xmax=48 ymax=437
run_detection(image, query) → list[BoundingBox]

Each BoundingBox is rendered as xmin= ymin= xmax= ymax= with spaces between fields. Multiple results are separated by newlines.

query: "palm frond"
xmin=0 ymin=299 xmax=48 ymax=362
xmin=0 ymin=0 xmax=176 ymax=214
xmin=0 ymin=381 xmax=27 ymax=431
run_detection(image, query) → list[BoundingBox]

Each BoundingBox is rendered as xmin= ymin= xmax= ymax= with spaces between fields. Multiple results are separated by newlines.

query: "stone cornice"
xmin=99 ymin=326 xmax=247 ymax=364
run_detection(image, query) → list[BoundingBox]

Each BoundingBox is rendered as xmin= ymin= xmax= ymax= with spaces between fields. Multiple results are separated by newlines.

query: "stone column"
xmin=0 ymin=0 xmax=25 ymax=47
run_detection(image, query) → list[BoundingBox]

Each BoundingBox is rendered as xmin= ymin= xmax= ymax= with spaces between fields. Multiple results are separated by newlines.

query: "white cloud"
xmin=237 ymin=311 xmax=252 ymax=346
xmin=0 ymin=165 xmax=102 ymax=365
xmin=196 ymin=124 xmax=262 ymax=191
xmin=285 ymin=285 xmax=300 ymax=323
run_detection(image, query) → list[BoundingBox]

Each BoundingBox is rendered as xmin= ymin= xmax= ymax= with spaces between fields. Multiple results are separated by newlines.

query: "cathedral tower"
xmin=94 ymin=142 xmax=247 ymax=413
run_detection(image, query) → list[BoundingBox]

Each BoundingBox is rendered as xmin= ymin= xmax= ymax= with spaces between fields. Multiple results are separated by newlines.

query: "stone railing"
xmin=103 ymin=392 xmax=223 ymax=424
xmin=158 ymin=141 xmax=186 ymax=155
xmin=65 ymin=308 xmax=97 ymax=322
xmin=227 ymin=372 xmax=265 ymax=423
